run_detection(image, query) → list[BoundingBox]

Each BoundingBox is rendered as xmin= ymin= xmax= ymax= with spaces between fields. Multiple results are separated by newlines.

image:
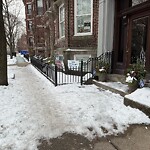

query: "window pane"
xmin=27 ymin=4 xmax=32 ymax=15
xmin=131 ymin=17 xmax=148 ymax=63
xmin=132 ymin=0 xmax=148 ymax=6
xmin=29 ymin=37 xmax=33 ymax=46
xmin=60 ymin=22 xmax=65 ymax=37
xmin=28 ymin=21 xmax=32 ymax=31
xmin=37 ymin=0 xmax=43 ymax=15
xmin=77 ymin=0 xmax=91 ymax=15
xmin=37 ymin=0 xmax=43 ymax=7
xmin=59 ymin=5 xmax=65 ymax=37
xmin=82 ymin=0 xmax=91 ymax=14
xmin=60 ymin=6 xmax=65 ymax=22
xmin=77 ymin=15 xmax=91 ymax=33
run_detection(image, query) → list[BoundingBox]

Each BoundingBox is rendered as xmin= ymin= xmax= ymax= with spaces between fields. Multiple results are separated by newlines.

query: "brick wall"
xmin=54 ymin=0 xmax=99 ymax=50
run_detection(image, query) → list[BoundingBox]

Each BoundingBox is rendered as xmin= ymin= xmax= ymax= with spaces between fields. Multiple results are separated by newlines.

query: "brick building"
xmin=23 ymin=0 xmax=150 ymax=73
xmin=16 ymin=34 xmax=28 ymax=51
xmin=23 ymin=0 xmax=99 ymax=66
xmin=98 ymin=0 xmax=150 ymax=73
xmin=23 ymin=0 xmax=46 ymax=56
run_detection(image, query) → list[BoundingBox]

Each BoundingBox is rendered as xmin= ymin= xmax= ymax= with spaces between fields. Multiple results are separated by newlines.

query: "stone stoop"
xmin=107 ymin=74 xmax=126 ymax=84
xmin=124 ymin=97 xmax=150 ymax=117
xmin=91 ymin=74 xmax=150 ymax=117
xmin=92 ymin=80 xmax=127 ymax=97
xmin=145 ymin=73 xmax=150 ymax=88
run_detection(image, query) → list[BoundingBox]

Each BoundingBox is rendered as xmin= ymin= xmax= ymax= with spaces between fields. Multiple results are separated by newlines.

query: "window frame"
xmin=28 ymin=20 xmax=32 ymax=31
xmin=59 ymin=4 xmax=65 ymax=38
xmin=28 ymin=37 xmax=33 ymax=46
xmin=27 ymin=4 xmax=32 ymax=15
xmin=74 ymin=0 xmax=93 ymax=36
xmin=37 ymin=0 xmax=43 ymax=15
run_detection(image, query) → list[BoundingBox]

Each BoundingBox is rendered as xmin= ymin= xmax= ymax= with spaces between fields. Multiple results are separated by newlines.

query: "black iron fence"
xmin=31 ymin=51 xmax=113 ymax=86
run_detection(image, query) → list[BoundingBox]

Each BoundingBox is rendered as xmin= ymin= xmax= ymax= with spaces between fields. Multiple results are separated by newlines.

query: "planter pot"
xmin=128 ymin=81 xmax=138 ymax=93
xmin=98 ymin=73 xmax=107 ymax=82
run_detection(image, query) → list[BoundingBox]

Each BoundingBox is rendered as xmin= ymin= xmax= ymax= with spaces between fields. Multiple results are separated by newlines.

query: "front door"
xmin=113 ymin=0 xmax=150 ymax=74
xmin=128 ymin=13 xmax=150 ymax=69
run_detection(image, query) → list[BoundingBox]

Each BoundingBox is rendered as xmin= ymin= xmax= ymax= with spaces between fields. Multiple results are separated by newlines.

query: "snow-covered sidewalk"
xmin=0 ymin=63 xmax=150 ymax=150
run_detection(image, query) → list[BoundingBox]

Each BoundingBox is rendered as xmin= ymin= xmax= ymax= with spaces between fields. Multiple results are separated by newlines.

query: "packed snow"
xmin=7 ymin=56 xmax=17 ymax=66
xmin=125 ymin=88 xmax=150 ymax=107
xmin=98 ymin=81 xmax=129 ymax=93
xmin=0 ymin=56 xmax=150 ymax=150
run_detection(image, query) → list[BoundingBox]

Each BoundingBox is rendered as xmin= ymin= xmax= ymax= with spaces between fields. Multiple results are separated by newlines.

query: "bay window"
xmin=74 ymin=0 xmax=93 ymax=35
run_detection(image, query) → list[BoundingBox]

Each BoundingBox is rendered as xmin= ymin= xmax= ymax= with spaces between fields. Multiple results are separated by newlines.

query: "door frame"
xmin=113 ymin=0 xmax=150 ymax=73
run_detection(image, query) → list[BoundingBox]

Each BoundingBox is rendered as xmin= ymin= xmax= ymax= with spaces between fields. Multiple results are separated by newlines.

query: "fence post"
xmin=111 ymin=51 xmax=114 ymax=73
xmin=91 ymin=58 xmax=94 ymax=78
xmin=80 ymin=60 xmax=83 ymax=85
xmin=46 ymin=65 xmax=48 ymax=77
xmin=55 ymin=65 xmax=58 ymax=86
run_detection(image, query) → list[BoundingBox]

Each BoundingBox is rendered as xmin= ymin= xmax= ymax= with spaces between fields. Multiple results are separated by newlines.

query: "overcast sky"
xmin=8 ymin=0 xmax=26 ymax=35
xmin=9 ymin=0 xmax=25 ymax=24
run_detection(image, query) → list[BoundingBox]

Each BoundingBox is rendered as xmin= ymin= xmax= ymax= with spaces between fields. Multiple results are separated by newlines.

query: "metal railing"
xmin=31 ymin=51 xmax=113 ymax=86
xmin=31 ymin=57 xmax=90 ymax=86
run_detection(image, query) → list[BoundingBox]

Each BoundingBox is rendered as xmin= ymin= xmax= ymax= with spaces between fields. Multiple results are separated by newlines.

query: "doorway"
xmin=113 ymin=0 xmax=150 ymax=73
xmin=128 ymin=13 xmax=150 ymax=70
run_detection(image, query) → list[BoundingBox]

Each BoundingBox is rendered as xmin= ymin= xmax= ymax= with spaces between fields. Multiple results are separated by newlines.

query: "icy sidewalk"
xmin=0 ymin=64 xmax=150 ymax=150
xmin=16 ymin=55 xmax=29 ymax=67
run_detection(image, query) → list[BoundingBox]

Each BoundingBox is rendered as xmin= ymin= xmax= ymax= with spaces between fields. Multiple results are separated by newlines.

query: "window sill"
xmin=74 ymin=33 xmax=92 ymax=36
xmin=59 ymin=36 xmax=65 ymax=40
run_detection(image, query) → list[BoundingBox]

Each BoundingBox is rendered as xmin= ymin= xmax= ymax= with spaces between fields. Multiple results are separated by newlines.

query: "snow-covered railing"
xmin=31 ymin=57 xmax=92 ymax=86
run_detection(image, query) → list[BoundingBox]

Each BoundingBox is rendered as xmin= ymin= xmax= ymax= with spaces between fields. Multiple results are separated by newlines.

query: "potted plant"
xmin=96 ymin=67 xmax=107 ymax=82
xmin=126 ymin=59 xmax=146 ymax=93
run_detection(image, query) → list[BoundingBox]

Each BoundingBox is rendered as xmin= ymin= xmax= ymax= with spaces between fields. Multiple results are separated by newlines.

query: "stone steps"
xmin=91 ymin=74 xmax=150 ymax=117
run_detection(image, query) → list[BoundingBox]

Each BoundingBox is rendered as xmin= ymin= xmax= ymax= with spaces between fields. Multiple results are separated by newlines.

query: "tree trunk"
xmin=0 ymin=0 xmax=8 ymax=85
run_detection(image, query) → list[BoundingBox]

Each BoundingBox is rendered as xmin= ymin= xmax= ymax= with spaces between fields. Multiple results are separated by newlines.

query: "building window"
xmin=74 ymin=0 xmax=93 ymax=35
xmin=131 ymin=0 xmax=148 ymax=6
xmin=59 ymin=4 xmax=65 ymax=38
xmin=37 ymin=0 xmax=43 ymax=15
xmin=27 ymin=4 xmax=32 ymax=15
xmin=28 ymin=21 xmax=32 ymax=31
xmin=28 ymin=37 xmax=33 ymax=46
xmin=45 ymin=0 xmax=50 ymax=11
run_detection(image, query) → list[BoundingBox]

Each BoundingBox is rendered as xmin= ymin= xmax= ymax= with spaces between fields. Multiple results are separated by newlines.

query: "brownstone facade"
xmin=23 ymin=0 xmax=99 ymax=63
xmin=16 ymin=34 xmax=28 ymax=51
xmin=52 ymin=0 xmax=99 ymax=64
xmin=23 ymin=0 xmax=46 ymax=56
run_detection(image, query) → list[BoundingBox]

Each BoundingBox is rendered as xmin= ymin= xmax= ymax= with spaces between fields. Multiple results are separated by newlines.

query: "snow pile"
xmin=99 ymin=81 xmax=128 ymax=92
xmin=125 ymin=88 xmax=150 ymax=107
xmin=0 ymin=65 xmax=150 ymax=150
xmin=7 ymin=55 xmax=17 ymax=65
